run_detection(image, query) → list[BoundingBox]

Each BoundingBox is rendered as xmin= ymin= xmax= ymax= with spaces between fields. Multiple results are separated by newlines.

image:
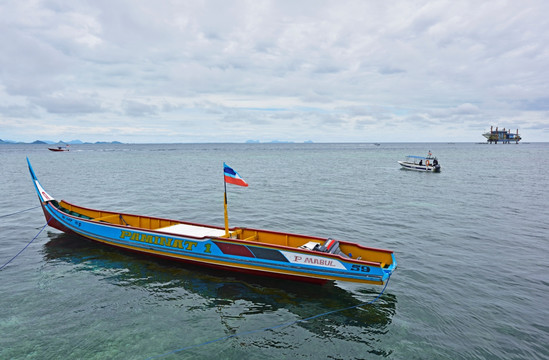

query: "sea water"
xmin=1 ymin=142 xmax=548 ymax=359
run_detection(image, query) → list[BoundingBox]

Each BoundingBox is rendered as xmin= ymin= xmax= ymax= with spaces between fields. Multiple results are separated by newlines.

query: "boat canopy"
xmin=405 ymin=155 xmax=432 ymax=160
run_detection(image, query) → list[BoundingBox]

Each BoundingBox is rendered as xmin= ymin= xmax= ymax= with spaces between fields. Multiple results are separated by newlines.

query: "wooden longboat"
xmin=28 ymin=159 xmax=396 ymax=285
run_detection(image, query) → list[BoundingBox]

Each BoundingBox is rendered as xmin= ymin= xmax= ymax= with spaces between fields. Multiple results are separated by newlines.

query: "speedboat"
xmin=398 ymin=151 xmax=440 ymax=172
xmin=48 ymin=144 xmax=70 ymax=152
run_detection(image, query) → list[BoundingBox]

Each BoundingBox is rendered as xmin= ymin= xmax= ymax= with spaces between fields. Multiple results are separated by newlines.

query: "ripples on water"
xmin=1 ymin=142 xmax=548 ymax=359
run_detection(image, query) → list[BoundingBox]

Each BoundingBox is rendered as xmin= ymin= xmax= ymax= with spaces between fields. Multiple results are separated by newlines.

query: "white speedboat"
xmin=398 ymin=152 xmax=440 ymax=172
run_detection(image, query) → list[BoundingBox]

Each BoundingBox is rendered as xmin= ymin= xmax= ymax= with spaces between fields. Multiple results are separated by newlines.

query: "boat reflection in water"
xmin=42 ymin=231 xmax=396 ymax=356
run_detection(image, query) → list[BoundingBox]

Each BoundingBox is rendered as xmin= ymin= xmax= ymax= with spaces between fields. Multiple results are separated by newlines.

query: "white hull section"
xmin=398 ymin=161 xmax=440 ymax=172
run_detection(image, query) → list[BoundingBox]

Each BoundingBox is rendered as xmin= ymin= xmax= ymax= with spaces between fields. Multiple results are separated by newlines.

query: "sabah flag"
xmin=224 ymin=163 xmax=248 ymax=187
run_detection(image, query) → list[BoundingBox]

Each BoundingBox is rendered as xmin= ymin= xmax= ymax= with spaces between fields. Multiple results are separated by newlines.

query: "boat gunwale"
xmin=50 ymin=199 xmax=394 ymax=266
xmin=40 ymin=200 xmax=389 ymax=283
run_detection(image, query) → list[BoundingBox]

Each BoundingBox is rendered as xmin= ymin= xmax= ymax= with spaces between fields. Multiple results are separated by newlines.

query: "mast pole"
xmin=223 ymin=176 xmax=229 ymax=236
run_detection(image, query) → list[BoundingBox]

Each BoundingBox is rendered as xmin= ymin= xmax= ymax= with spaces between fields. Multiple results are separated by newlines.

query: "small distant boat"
xmin=398 ymin=151 xmax=441 ymax=172
xmin=27 ymin=159 xmax=396 ymax=285
xmin=48 ymin=144 xmax=69 ymax=152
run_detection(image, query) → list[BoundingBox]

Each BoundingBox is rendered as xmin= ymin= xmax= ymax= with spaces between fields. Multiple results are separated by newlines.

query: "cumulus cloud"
xmin=1 ymin=0 xmax=548 ymax=142
xmin=123 ymin=99 xmax=159 ymax=116
xmin=33 ymin=92 xmax=104 ymax=114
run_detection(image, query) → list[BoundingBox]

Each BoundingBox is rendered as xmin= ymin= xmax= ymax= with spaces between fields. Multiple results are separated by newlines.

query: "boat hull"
xmin=398 ymin=161 xmax=441 ymax=172
xmin=28 ymin=159 xmax=396 ymax=285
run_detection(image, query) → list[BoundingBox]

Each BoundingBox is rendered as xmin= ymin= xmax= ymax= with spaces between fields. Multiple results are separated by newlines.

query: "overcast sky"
xmin=1 ymin=0 xmax=548 ymax=143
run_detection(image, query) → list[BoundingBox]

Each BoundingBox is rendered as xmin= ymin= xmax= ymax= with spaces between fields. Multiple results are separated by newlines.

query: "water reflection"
xmin=42 ymin=232 xmax=396 ymax=354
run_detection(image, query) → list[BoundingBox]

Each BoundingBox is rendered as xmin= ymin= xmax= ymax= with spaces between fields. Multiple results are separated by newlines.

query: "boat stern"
xmin=384 ymin=253 xmax=397 ymax=276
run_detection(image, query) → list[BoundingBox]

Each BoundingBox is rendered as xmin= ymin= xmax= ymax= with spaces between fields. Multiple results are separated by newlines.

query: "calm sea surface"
xmin=1 ymin=142 xmax=548 ymax=359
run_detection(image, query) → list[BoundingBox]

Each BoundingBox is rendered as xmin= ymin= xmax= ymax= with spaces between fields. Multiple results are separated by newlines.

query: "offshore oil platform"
xmin=482 ymin=126 xmax=521 ymax=144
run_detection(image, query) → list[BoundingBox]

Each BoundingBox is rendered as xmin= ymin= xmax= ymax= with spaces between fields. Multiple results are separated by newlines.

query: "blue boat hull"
xmin=28 ymin=159 xmax=396 ymax=285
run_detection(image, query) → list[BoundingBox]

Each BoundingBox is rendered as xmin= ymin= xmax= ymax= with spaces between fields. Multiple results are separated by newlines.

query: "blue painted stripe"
xmin=45 ymin=204 xmax=385 ymax=282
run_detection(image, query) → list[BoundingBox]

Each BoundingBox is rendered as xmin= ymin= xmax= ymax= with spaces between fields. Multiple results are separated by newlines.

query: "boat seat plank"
xmin=158 ymin=223 xmax=226 ymax=238
xmin=93 ymin=214 xmax=119 ymax=223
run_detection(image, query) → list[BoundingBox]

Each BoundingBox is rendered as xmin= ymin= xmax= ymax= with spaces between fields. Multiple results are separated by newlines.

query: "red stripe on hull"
xmin=214 ymin=241 xmax=255 ymax=257
xmin=41 ymin=206 xmax=69 ymax=233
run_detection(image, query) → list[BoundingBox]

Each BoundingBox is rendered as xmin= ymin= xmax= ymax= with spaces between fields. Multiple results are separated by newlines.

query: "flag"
xmin=223 ymin=163 xmax=248 ymax=187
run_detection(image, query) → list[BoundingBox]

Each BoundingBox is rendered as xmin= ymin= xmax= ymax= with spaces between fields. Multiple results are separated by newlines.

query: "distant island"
xmin=1 ymin=139 xmax=316 ymax=145
xmin=0 ymin=139 xmax=123 ymax=145
xmin=245 ymin=140 xmax=314 ymax=143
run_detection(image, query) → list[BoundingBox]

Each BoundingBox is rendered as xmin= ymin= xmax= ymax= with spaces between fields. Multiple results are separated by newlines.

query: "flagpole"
xmin=223 ymin=162 xmax=248 ymax=237
xmin=223 ymin=174 xmax=229 ymax=237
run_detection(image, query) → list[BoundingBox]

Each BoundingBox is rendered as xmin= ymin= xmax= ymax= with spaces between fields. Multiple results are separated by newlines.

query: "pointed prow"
xmin=27 ymin=158 xmax=55 ymax=203
xmin=27 ymin=157 xmax=38 ymax=181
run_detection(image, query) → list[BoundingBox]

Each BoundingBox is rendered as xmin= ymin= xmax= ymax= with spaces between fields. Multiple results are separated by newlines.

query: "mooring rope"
xmin=146 ymin=275 xmax=391 ymax=359
xmin=0 ymin=205 xmax=41 ymax=219
xmin=0 ymin=216 xmax=52 ymax=271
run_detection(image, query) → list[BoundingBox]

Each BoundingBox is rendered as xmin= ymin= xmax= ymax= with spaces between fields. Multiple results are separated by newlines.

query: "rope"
xmin=146 ymin=275 xmax=391 ymax=359
xmin=0 ymin=217 xmax=52 ymax=271
xmin=119 ymin=215 xmax=129 ymax=226
xmin=0 ymin=205 xmax=41 ymax=219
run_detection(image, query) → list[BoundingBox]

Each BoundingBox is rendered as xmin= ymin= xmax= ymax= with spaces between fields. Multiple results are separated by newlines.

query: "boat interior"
xmin=50 ymin=199 xmax=394 ymax=267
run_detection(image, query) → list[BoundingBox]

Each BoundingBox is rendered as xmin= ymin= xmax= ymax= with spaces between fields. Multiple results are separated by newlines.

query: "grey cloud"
xmin=378 ymin=67 xmax=406 ymax=75
xmin=2 ymin=1 xmax=549 ymax=142
xmin=34 ymin=94 xmax=104 ymax=114
xmin=517 ymin=98 xmax=549 ymax=111
xmin=0 ymin=104 xmax=40 ymax=118
xmin=123 ymin=100 xmax=159 ymax=116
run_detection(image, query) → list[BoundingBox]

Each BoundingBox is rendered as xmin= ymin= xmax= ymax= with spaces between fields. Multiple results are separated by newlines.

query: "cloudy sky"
xmin=1 ymin=0 xmax=548 ymax=143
